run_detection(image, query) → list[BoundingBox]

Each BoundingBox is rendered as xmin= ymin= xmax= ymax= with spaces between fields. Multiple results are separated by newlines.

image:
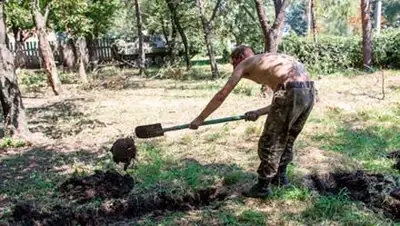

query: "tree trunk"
xmin=375 ymin=0 xmax=382 ymax=34
xmin=196 ymin=0 xmax=220 ymax=79
xmin=0 ymin=1 xmax=30 ymax=138
xmin=311 ymin=0 xmax=317 ymax=43
xmin=165 ymin=0 xmax=192 ymax=71
xmin=86 ymin=39 xmax=98 ymax=72
xmin=307 ymin=0 xmax=312 ymax=36
xmin=361 ymin=0 xmax=372 ymax=68
xmin=163 ymin=15 xmax=178 ymax=64
xmin=76 ymin=37 xmax=88 ymax=84
xmin=134 ymin=0 xmax=145 ymax=74
xmin=255 ymin=0 xmax=289 ymax=53
xmin=0 ymin=1 xmax=5 ymax=45
xmin=255 ymin=0 xmax=270 ymax=52
xmin=31 ymin=2 xmax=63 ymax=95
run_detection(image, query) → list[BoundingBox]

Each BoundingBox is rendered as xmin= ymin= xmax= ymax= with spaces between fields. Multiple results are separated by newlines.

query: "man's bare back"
xmin=238 ymin=53 xmax=311 ymax=92
xmin=189 ymin=46 xmax=312 ymax=130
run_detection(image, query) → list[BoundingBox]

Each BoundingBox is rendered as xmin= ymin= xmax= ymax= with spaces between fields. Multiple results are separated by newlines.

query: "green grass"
xmin=132 ymin=143 xmax=221 ymax=195
xmin=309 ymin=105 xmax=400 ymax=173
xmin=292 ymin=193 xmax=393 ymax=226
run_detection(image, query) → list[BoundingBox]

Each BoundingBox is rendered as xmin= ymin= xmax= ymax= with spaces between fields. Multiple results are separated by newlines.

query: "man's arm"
xmin=189 ymin=66 xmax=244 ymax=129
xmin=254 ymin=105 xmax=271 ymax=116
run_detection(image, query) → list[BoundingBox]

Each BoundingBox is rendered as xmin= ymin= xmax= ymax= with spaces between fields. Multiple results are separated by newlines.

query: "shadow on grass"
xmin=0 ymin=145 xmax=110 ymax=218
xmin=26 ymin=98 xmax=107 ymax=139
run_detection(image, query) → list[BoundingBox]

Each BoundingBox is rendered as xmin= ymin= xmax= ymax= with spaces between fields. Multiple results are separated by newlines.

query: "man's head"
xmin=230 ymin=45 xmax=255 ymax=68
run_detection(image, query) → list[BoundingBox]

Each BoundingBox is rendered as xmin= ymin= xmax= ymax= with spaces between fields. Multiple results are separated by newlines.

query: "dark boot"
xmin=271 ymin=165 xmax=290 ymax=187
xmin=242 ymin=178 xmax=272 ymax=198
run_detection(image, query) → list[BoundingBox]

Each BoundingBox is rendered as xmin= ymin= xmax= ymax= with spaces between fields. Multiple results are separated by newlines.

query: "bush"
xmin=279 ymin=29 xmax=400 ymax=75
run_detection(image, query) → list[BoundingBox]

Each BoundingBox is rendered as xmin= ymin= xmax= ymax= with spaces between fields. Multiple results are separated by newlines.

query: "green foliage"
xmin=51 ymin=0 xmax=120 ymax=38
xmin=4 ymin=0 xmax=34 ymax=31
xmin=0 ymin=137 xmax=26 ymax=148
xmin=280 ymin=29 xmax=400 ymax=75
xmin=286 ymin=0 xmax=308 ymax=36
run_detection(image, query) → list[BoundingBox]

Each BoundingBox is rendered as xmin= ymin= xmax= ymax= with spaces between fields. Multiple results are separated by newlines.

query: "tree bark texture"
xmin=31 ymin=1 xmax=63 ymax=95
xmin=254 ymin=0 xmax=289 ymax=53
xmin=134 ymin=0 xmax=145 ymax=73
xmin=0 ymin=1 xmax=30 ymax=138
xmin=165 ymin=0 xmax=192 ymax=71
xmin=311 ymin=0 xmax=317 ymax=43
xmin=0 ymin=0 xmax=5 ymax=45
xmin=196 ymin=0 xmax=221 ymax=79
xmin=76 ymin=37 xmax=88 ymax=84
xmin=361 ymin=0 xmax=372 ymax=68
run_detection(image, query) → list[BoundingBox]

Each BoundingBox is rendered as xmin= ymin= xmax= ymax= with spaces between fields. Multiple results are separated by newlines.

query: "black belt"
xmin=278 ymin=81 xmax=314 ymax=90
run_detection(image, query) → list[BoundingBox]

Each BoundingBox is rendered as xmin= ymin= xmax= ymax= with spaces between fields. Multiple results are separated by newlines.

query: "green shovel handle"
xmin=163 ymin=115 xmax=247 ymax=132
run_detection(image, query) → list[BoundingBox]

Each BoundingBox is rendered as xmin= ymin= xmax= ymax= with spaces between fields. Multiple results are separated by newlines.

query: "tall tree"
xmin=165 ymin=0 xmax=192 ymax=70
xmin=134 ymin=0 xmax=145 ymax=74
xmin=254 ymin=0 xmax=289 ymax=53
xmin=0 ymin=0 xmax=30 ymax=138
xmin=196 ymin=0 xmax=222 ymax=79
xmin=310 ymin=0 xmax=317 ymax=42
xmin=30 ymin=0 xmax=63 ymax=95
xmin=361 ymin=0 xmax=372 ymax=68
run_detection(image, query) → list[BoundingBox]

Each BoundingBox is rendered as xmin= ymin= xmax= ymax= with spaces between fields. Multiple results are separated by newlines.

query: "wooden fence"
xmin=7 ymin=38 xmax=116 ymax=69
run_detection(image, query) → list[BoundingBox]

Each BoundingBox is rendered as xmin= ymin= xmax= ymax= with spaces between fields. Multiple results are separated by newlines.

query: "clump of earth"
xmin=58 ymin=169 xmax=135 ymax=203
xmin=11 ymin=170 xmax=228 ymax=225
xmin=303 ymin=170 xmax=400 ymax=220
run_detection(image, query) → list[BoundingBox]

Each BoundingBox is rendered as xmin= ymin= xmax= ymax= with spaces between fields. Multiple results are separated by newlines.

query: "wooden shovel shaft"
xmin=163 ymin=115 xmax=247 ymax=132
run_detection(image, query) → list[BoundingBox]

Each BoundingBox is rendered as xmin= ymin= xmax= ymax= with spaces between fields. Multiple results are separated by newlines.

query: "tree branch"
xmin=210 ymin=0 xmax=223 ymax=22
xmin=272 ymin=0 xmax=288 ymax=30
xmin=235 ymin=0 xmax=258 ymax=22
xmin=44 ymin=3 xmax=51 ymax=23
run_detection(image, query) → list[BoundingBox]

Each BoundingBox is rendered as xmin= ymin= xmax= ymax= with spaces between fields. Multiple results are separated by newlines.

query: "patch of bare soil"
xmin=58 ymin=170 xmax=134 ymax=203
xmin=11 ymin=170 xmax=228 ymax=225
xmin=304 ymin=170 xmax=400 ymax=220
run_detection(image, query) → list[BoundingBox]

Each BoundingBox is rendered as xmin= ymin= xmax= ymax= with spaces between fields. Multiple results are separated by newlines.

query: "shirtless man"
xmin=189 ymin=45 xmax=316 ymax=198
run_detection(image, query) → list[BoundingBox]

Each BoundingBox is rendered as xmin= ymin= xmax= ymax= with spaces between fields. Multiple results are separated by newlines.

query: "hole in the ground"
xmin=303 ymin=170 xmax=400 ymax=220
xmin=11 ymin=170 xmax=229 ymax=225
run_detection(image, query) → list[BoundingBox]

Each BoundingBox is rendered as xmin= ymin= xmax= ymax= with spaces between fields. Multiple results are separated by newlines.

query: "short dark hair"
xmin=231 ymin=45 xmax=255 ymax=60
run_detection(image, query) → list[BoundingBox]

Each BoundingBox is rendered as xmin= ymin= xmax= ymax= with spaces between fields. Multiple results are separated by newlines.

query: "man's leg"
xmin=272 ymin=88 xmax=315 ymax=186
xmin=243 ymin=90 xmax=291 ymax=198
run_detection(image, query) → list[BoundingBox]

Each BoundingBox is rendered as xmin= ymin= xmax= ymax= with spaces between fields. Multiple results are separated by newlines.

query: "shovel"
xmin=135 ymin=115 xmax=247 ymax=138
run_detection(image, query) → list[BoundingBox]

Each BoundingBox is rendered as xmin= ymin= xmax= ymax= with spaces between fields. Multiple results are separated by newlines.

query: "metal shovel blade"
xmin=135 ymin=123 xmax=164 ymax=138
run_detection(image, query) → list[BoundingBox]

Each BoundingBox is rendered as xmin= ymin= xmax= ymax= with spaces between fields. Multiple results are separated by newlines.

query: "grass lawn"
xmin=0 ymin=64 xmax=399 ymax=225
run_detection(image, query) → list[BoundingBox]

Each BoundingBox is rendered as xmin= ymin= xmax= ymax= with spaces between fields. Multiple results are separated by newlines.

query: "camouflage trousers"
xmin=257 ymin=81 xmax=315 ymax=181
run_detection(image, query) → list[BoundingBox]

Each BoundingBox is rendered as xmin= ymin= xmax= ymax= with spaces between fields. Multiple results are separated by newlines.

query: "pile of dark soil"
xmin=58 ymin=169 xmax=134 ymax=203
xmin=304 ymin=170 xmax=400 ymax=220
xmin=387 ymin=151 xmax=400 ymax=171
xmin=12 ymin=187 xmax=228 ymax=225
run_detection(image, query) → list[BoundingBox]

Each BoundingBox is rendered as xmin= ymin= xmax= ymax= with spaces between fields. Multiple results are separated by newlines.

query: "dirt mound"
xmin=101 ymin=187 xmax=228 ymax=217
xmin=58 ymin=170 xmax=134 ymax=203
xmin=304 ymin=170 xmax=400 ymax=220
xmin=12 ymin=202 xmax=102 ymax=226
xmin=387 ymin=151 xmax=400 ymax=171
xmin=12 ymin=187 xmax=228 ymax=225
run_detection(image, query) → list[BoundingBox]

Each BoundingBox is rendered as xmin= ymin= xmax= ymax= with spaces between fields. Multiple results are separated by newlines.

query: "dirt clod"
xmin=58 ymin=170 xmax=134 ymax=203
xmin=304 ymin=170 xmax=400 ymax=220
xmin=110 ymin=137 xmax=137 ymax=171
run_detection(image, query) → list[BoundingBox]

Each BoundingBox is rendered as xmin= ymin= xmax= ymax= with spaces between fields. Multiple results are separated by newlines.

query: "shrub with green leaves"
xmin=279 ymin=29 xmax=400 ymax=75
